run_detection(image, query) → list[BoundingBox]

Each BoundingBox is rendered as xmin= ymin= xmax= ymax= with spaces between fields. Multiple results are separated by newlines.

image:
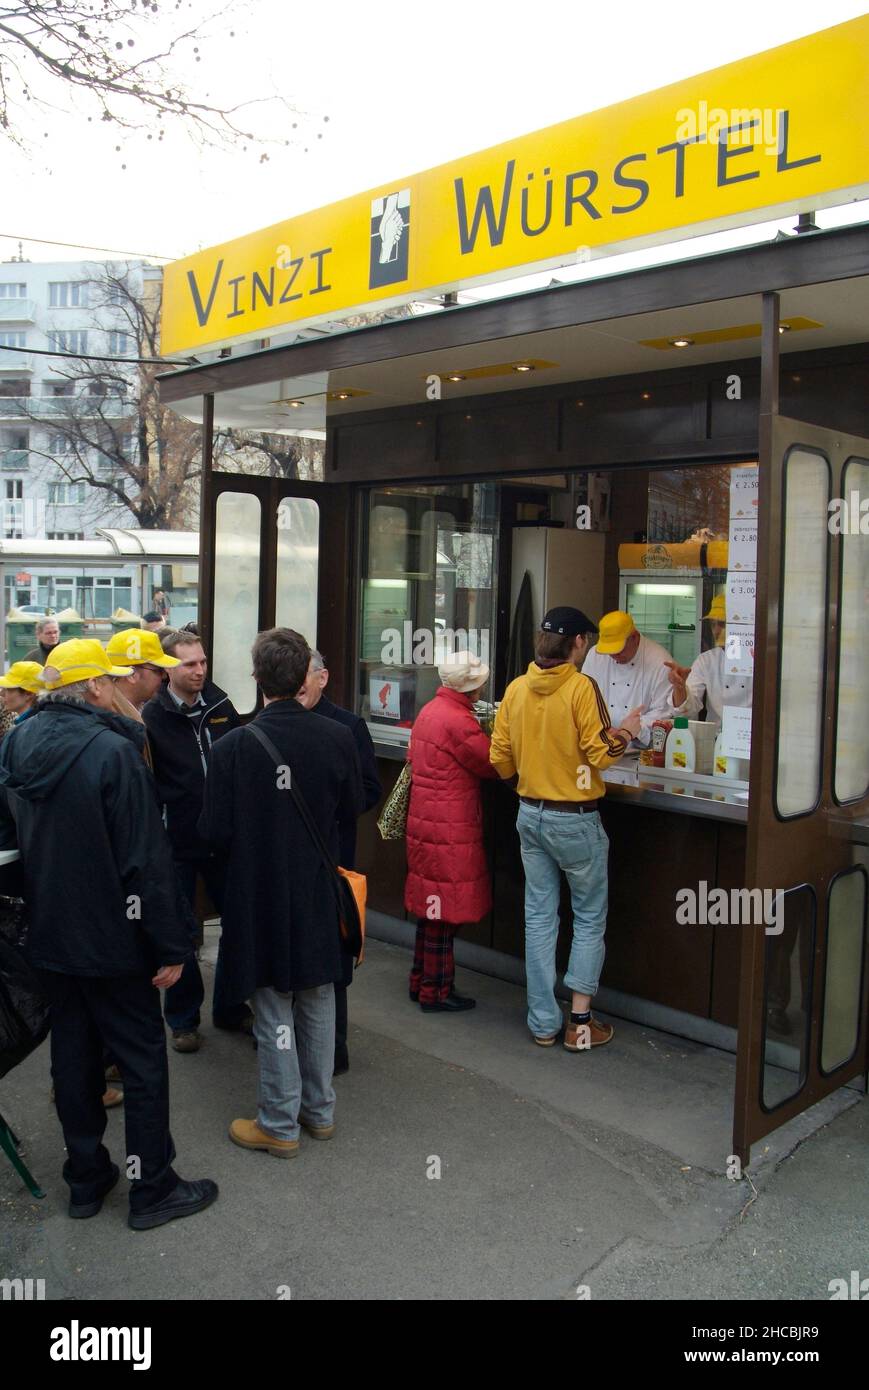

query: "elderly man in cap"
xmin=105 ymin=628 xmax=179 ymax=772
xmin=0 ymin=639 xmax=218 ymax=1229
xmin=490 ymin=608 xmax=642 ymax=1049
xmin=581 ymin=610 xmax=672 ymax=751
xmin=664 ymin=595 xmax=753 ymax=726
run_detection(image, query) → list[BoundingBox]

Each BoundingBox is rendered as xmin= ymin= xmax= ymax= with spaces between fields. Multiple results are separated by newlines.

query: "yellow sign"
xmin=162 ymin=16 xmax=869 ymax=356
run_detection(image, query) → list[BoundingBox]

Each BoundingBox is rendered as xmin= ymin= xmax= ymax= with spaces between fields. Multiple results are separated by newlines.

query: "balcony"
xmin=0 ymin=449 xmax=28 ymax=470
xmin=0 ymin=299 xmax=36 ymax=323
xmin=0 ymin=394 xmax=132 ymax=419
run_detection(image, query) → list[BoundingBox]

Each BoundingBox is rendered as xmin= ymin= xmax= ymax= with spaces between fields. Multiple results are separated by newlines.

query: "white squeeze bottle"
xmin=713 ymin=732 xmax=749 ymax=780
xmin=665 ymin=717 xmax=696 ymax=771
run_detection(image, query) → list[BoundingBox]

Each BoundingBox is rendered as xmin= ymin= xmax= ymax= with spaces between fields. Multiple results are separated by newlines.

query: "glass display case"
xmin=357 ymin=482 xmax=498 ymax=744
xmin=618 ymin=574 xmax=704 ymax=666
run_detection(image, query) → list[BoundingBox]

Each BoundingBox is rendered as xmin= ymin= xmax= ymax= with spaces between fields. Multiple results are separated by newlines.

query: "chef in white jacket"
xmin=665 ymin=595 xmax=753 ymax=724
xmin=581 ymin=610 xmax=672 ymax=750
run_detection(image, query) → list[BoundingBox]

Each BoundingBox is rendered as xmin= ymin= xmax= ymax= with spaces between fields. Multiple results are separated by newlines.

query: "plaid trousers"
xmin=409 ymin=917 xmax=458 ymax=1004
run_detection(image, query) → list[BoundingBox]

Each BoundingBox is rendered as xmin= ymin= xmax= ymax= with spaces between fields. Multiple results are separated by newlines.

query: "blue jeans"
xmin=516 ymin=803 xmax=609 ymax=1037
xmin=252 ymin=985 xmax=336 ymax=1141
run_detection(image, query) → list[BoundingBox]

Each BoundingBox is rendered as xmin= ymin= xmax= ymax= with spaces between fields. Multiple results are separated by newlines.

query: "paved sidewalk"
xmin=1 ymin=939 xmax=866 ymax=1300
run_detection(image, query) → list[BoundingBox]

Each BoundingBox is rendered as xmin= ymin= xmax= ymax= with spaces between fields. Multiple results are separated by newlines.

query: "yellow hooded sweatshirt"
xmin=489 ymin=662 xmax=627 ymax=801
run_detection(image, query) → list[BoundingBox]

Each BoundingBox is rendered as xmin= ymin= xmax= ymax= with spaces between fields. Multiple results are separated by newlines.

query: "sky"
xmin=0 ymin=0 xmax=867 ymax=267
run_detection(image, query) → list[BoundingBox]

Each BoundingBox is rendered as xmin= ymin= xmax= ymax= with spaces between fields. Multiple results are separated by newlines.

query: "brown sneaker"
xmin=229 ymin=1118 xmax=299 ymax=1159
xmin=564 ymin=1017 xmax=614 ymax=1051
xmin=172 ymin=1030 xmax=203 ymax=1054
xmin=102 ymin=1087 xmax=124 ymax=1108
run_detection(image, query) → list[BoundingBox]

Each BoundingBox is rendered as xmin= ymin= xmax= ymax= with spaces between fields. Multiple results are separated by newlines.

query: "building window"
xmin=46 ymin=331 xmax=89 ymax=356
xmin=47 ymin=431 xmax=73 ymax=455
xmin=47 ymin=531 xmax=85 ymax=540
xmin=0 ymin=332 xmax=26 ymax=349
xmin=0 ymin=283 xmax=26 ymax=298
xmin=108 ymin=331 xmax=131 ymax=357
xmin=49 ymin=282 xmax=87 ymax=309
xmin=47 ymin=481 xmax=86 ymax=505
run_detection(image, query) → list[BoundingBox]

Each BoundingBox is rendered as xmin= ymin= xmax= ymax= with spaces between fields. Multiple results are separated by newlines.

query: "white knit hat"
xmin=438 ymin=650 xmax=490 ymax=693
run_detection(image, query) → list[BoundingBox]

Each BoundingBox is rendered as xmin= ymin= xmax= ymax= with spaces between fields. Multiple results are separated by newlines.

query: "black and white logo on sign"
xmin=369 ymin=189 xmax=410 ymax=288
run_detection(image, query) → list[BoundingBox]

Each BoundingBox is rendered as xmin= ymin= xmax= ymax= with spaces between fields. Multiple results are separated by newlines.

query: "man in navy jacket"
xmin=297 ymin=650 xmax=382 ymax=1073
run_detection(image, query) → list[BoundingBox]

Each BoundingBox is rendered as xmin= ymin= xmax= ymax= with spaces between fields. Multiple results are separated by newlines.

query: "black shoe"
xmin=69 ymin=1163 xmax=120 ymax=1220
xmin=409 ymin=989 xmax=419 ymax=1003
xmin=333 ymin=1045 xmax=349 ymax=1076
xmin=213 ymin=1012 xmax=254 ymax=1035
xmin=128 ymin=1178 xmax=219 ymax=1231
xmin=420 ymin=990 xmax=476 ymax=1013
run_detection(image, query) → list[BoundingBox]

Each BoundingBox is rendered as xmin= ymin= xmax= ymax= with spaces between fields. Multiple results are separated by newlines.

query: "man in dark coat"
xmin=296 ymin=649 xmax=381 ymax=1074
xmin=142 ymin=628 xmax=248 ymax=1051
xmin=199 ymin=628 xmax=362 ymax=1159
xmin=0 ymin=638 xmax=218 ymax=1229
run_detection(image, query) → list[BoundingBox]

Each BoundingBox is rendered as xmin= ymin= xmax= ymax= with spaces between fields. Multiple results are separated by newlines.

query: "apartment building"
xmin=0 ymin=256 xmax=148 ymax=614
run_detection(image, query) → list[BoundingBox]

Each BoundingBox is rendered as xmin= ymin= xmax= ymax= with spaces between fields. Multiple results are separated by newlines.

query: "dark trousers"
xmin=164 ymin=857 xmax=249 ymax=1031
xmin=410 ymin=917 xmax=458 ymax=1004
xmin=38 ymin=970 xmax=179 ymax=1213
xmin=334 ymin=984 xmax=348 ymax=1068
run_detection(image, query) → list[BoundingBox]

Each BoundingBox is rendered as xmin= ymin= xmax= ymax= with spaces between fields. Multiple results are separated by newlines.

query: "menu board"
xmin=721 ymin=465 xmax=758 ymax=754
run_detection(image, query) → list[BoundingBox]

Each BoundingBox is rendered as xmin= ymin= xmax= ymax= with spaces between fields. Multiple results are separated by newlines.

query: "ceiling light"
xmin=513 ymin=362 xmax=534 ymax=373
xmin=336 ymin=391 xmax=351 ymax=400
xmin=446 ymin=373 xmax=465 ymax=382
xmin=641 ymin=391 xmax=652 ymax=400
xmin=778 ymin=324 xmax=791 ymax=334
xmin=670 ymin=338 xmax=693 ymax=348
xmin=287 ymin=399 xmax=304 ymax=408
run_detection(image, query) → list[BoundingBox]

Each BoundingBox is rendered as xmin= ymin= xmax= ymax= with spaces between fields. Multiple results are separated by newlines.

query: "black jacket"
xmin=142 ymin=679 xmax=239 ymax=860
xmin=0 ymin=701 xmax=192 ymax=977
xmin=197 ymin=700 xmax=363 ymax=1000
xmin=314 ymin=695 xmax=382 ymax=868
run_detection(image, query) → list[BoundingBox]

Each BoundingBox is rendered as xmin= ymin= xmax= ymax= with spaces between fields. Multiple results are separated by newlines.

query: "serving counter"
xmin=358 ymin=739 xmax=749 ymax=1031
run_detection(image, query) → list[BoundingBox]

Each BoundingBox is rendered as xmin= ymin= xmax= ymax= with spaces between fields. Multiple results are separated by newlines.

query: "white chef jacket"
xmin=670 ymin=645 xmax=753 ymax=726
xmin=582 ymin=633 xmax=673 ymax=749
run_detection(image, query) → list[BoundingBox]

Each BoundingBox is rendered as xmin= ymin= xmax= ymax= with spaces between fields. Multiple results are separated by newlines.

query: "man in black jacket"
xmin=296 ymin=649 xmax=382 ymax=1074
xmin=142 ymin=629 xmax=249 ymax=1051
xmin=0 ymin=639 xmax=217 ymax=1229
xmin=199 ymin=628 xmax=362 ymax=1159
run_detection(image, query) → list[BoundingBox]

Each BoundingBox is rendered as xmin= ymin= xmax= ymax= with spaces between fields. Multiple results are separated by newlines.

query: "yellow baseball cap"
xmin=0 ymin=661 xmax=44 ymax=693
xmin=703 ymin=596 xmax=727 ymax=622
xmin=105 ymin=628 xmax=179 ymax=668
xmin=39 ymin=638 xmax=132 ymax=689
xmin=596 ymin=611 xmax=636 ymax=655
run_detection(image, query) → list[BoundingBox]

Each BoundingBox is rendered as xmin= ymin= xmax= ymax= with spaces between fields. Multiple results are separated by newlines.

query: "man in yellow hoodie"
xmin=490 ymin=607 xmax=642 ymax=1051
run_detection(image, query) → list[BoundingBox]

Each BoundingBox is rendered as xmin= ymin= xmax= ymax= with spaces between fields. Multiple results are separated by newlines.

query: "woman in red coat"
xmin=405 ymin=651 xmax=498 ymax=1012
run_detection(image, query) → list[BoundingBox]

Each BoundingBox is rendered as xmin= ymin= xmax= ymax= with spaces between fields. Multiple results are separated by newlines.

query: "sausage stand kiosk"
xmin=158 ymin=17 xmax=869 ymax=1163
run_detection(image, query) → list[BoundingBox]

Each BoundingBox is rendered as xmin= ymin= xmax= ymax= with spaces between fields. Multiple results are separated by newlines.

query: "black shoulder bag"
xmin=246 ymin=723 xmax=365 ymax=961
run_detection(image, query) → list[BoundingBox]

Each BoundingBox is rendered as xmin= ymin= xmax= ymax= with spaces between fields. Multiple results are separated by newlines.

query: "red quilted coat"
xmin=404 ymin=685 xmax=498 ymax=925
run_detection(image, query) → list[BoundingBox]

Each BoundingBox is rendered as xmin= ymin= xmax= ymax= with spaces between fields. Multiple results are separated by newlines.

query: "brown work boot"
xmin=228 ymin=1118 xmax=299 ymax=1159
xmin=171 ymin=1029 xmax=203 ymax=1053
xmin=564 ymin=1016 xmax=614 ymax=1051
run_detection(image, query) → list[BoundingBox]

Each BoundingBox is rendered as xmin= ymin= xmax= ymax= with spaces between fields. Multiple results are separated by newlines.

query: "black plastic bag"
xmin=0 ymin=900 xmax=50 ymax=1080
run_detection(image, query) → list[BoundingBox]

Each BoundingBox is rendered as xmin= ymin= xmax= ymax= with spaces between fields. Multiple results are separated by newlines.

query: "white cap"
xmin=437 ymin=650 xmax=490 ymax=693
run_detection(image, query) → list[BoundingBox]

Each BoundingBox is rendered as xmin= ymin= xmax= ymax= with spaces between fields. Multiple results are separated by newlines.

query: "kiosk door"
xmin=203 ymin=473 xmax=355 ymax=717
xmin=734 ymin=416 xmax=869 ymax=1164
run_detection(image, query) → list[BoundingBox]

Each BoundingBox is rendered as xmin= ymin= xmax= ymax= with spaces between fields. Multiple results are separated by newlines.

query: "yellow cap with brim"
xmin=703 ymin=596 xmax=727 ymax=622
xmin=0 ymin=661 xmax=44 ymax=693
xmin=596 ymin=611 xmax=636 ymax=655
xmin=105 ymin=628 xmax=179 ymax=668
xmin=39 ymin=638 xmax=132 ymax=689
